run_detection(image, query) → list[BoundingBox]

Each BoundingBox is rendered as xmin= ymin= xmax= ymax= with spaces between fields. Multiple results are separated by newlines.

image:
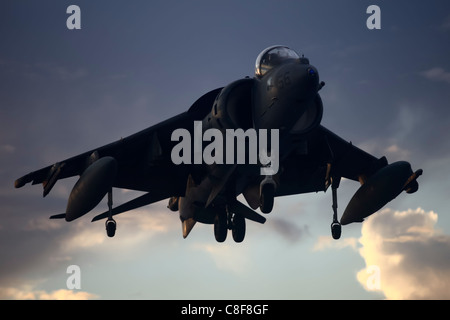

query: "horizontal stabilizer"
xmin=49 ymin=213 xmax=66 ymax=219
xmin=91 ymin=191 xmax=167 ymax=222
xmin=229 ymin=199 xmax=266 ymax=224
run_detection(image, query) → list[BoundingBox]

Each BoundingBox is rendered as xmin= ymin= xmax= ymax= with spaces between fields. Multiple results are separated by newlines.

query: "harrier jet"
xmin=15 ymin=46 xmax=422 ymax=242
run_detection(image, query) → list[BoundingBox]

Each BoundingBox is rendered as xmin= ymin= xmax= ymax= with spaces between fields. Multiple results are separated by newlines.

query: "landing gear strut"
xmin=330 ymin=177 xmax=342 ymax=240
xmin=105 ymin=188 xmax=116 ymax=238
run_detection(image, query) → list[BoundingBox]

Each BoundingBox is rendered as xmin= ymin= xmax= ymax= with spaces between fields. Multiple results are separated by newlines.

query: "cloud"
xmin=24 ymin=218 xmax=65 ymax=232
xmin=442 ymin=14 xmax=450 ymax=30
xmin=267 ymin=218 xmax=309 ymax=243
xmin=0 ymin=286 xmax=98 ymax=300
xmin=0 ymin=200 xmax=177 ymax=294
xmin=59 ymin=206 xmax=177 ymax=253
xmin=357 ymin=140 xmax=412 ymax=163
xmin=384 ymin=144 xmax=410 ymax=161
xmin=0 ymin=144 xmax=15 ymax=155
xmin=193 ymin=243 xmax=252 ymax=276
xmin=356 ymin=208 xmax=450 ymax=299
xmin=313 ymin=236 xmax=358 ymax=252
xmin=61 ymin=228 xmax=106 ymax=252
xmin=421 ymin=67 xmax=450 ymax=84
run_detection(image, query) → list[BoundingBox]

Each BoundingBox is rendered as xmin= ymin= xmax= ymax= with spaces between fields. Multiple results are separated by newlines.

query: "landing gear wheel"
xmin=331 ymin=221 xmax=341 ymax=240
xmin=106 ymin=218 xmax=116 ymax=238
xmin=232 ymin=214 xmax=246 ymax=243
xmin=260 ymin=182 xmax=275 ymax=214
xmin=105 ymin=189 xmax=116 ymax=238
xmin=214 ymin=210 xmax=228 ymax=243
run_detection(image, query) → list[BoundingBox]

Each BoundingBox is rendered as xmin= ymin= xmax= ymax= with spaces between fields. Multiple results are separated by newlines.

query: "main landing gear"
xmin=260 ymin=175 xmax=276 ymax=214
xmin=105 ymin=188 xmax=117 ymax=237
xmin=330 ymin=177 xmax=342 ymax=240
xmin=214 ymin=206 xmax=246 ymax=243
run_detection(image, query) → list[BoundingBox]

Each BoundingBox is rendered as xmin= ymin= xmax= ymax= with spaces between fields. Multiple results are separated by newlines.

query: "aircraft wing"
xmin=317 ymin=125 xmax=383 ymax=183
xmin=15 ymin=88 xmax=223 ymax=200
xmin=15 ymin=113 xmax=187 ymax=197
xmin=275 ymin=125 xmax=385 ymax=198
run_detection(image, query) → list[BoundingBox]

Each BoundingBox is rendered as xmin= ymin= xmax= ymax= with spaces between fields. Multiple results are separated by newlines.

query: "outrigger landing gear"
xmin=330 ymin=177 xmax=342 ymax=240
xmin=105 ymin=188 xmax=116 ymax=238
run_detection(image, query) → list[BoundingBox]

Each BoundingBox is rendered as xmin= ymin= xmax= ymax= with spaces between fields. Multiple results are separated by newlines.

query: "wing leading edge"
xmin=317 ymin=125 xmax=385 ymax=183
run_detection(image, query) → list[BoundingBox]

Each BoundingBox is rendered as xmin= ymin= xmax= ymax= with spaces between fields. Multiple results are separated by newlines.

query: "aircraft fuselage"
xmin=177 ymin=48 xmax=323 ymax=229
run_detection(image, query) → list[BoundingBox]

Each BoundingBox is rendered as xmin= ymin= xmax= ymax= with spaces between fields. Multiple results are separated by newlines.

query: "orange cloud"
xmin=356 ymin=208 xmax=450 ymax=299
xmin=0 ymin=286 xmax=98 ymax=300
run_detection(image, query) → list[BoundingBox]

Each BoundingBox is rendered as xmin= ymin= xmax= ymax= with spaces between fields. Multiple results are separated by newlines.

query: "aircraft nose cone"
xmin=308 ymin=67 xmax=317 ymax=76
xmin=290 ymin=63 xmax=320 ymax=100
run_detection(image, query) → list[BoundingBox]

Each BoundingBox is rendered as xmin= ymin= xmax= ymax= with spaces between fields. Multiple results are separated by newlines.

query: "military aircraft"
xmin=15 ymin=45 xmax=422 ymax=242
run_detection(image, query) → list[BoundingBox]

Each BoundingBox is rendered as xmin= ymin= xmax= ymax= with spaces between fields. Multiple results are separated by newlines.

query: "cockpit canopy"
xmin=255 ymin=45 xmax=301 ymax=78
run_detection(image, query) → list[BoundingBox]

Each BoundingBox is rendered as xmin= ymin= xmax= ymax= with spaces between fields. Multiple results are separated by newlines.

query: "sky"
xmin=1 ymin=0 xmax=450 ymax=300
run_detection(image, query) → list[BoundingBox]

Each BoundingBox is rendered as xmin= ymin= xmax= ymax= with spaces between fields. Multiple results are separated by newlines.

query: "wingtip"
xmin=14 ymin=178 xmax=25 ymax=189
